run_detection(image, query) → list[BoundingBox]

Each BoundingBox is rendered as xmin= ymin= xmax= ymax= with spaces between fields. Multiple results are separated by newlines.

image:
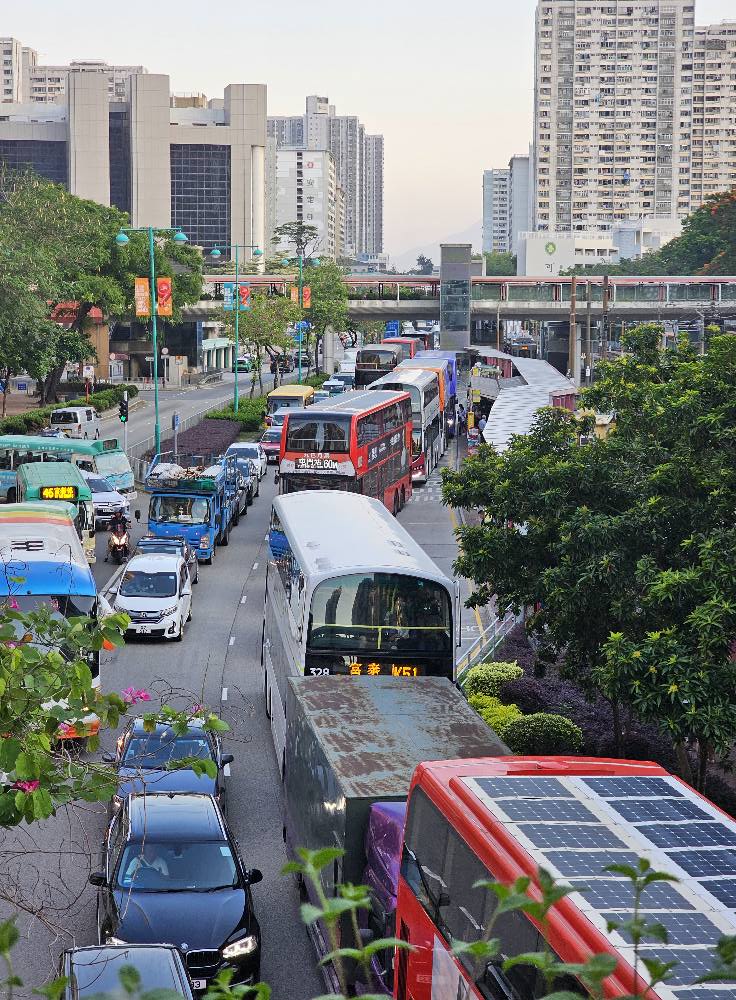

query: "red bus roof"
xmin=410 ymin=757 xmax=736 ymax=1000
xmin=283 ymin=388 xmax=410 ymax=419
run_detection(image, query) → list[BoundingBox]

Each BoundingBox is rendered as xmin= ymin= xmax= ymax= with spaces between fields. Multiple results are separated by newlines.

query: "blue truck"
xmin=145 ymin=452 xmax=239 ymax=564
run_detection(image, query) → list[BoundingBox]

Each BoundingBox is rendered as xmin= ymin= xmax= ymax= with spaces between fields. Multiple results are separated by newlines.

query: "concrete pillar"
xmin=440 ymin=244 xmax=472 ymax=351
xmin=251 ymin=143 xmax=265 ymax=270
xmin=67 ymin=72 xmax=110 ymax=205
xmin=129 ymin=74 xmax=171 ymax=228
xmin=225 ymin=83 xmax=267 ymax=258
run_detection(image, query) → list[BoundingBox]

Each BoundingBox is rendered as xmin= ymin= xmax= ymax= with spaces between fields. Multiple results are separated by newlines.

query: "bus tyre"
xmin=6 ymin=488 xmax=16 ymax=504
xmin=221 ymin=523 xmax=230 ymax=546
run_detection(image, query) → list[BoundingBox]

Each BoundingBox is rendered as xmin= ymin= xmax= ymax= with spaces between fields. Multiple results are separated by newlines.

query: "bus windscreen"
xmin=285 ymin=415 xmax=352 ymax=453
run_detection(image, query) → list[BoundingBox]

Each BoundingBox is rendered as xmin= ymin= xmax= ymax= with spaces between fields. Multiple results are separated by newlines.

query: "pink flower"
xmin=192 ymin=703 xmax=204 ymax=713
xmin=6 ymin=598 xmax=19 ymax=610
xmin=57 ymin=723 xmax=75 ymax=738
xmin=13 ymin=780 xmax=39 ymax=794
xmin=121 ymin=687 xmax=151 ymax=706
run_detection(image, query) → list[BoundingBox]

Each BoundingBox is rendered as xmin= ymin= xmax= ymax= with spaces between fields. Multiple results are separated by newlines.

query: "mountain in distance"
xmin=391 ymin=219 xmax=482 ymax=272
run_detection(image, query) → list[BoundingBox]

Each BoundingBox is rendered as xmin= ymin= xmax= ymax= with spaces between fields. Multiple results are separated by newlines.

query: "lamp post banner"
xmin=156 ymin=277 xmax=173 ymax=317
xmin=290 ymin=286 xmax=299 ymax=303
xmin=135 ymin=277 xmax=150 ymax=317
xmin=223 ymin=282 xmax=235 ymax=311
xmin=238 ymin=284 xmax=251 ymax=311
xmin=302 ymin=286 xmax=312 ymax=309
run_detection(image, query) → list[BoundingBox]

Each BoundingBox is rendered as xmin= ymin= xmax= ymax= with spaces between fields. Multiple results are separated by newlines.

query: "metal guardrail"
xmin=456 ymin=608 xmax=519 ymax=685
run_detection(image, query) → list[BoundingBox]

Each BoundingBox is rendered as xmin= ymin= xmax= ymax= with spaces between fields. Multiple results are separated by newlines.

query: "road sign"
xmin=385 ymin=320 xmax=400 ymax=335
xmin=172 ymin=412 xmax=180 ymax=430
xmin=82 ymin=364 xmax=95 ymax=379
xmin=161 ymin=347 xmax=169 ymax=356
xmin=145 ymin=355 xmax=154 ymax=362
xmin=16 ymin=382 xmax=27 ymax=392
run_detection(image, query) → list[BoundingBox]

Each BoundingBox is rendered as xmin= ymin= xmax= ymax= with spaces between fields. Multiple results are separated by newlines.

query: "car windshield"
xmin=122 ymin=732 xmax=211 ymax=768
xmin=150 ymin=496 xmax=210 ymax=524
xmin=137 ymin=540 xmax=183 ymax=557
xmin=228 ymin=445 xmax=257 ymax=458
xmin=262 ymin=430 xmax=281 ymax=443
xmin=87 ymin=477 xmax=114 ymax=494
xmin=119 ymin=571 xmax=177 ymax=599
xmin=116 ymin=842 xmax=238 ymax=891
xmin=95 ymin=452 xmax=132 ymax=477
xmin=71 ymin=947 xmax=180 ymax=997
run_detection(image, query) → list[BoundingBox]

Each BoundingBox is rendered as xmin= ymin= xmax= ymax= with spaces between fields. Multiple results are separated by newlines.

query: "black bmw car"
xmin=91 ymin=793 xmax=262 ymax=990
xmin=104 ymin=720 xmax=233 ymax=814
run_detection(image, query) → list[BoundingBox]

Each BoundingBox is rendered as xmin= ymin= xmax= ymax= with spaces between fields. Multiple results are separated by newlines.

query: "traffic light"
xmin=119 ymin=392 xmax=128 ymax=423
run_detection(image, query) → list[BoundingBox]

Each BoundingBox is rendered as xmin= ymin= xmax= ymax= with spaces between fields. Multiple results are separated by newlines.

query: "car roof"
xmin=127 ymin=793 xmax=224 ymax=842
xmin=127 ymin=718 xmax=208 ymax=738
xmin=124 ymin=553 xmax=183 ymax=574
xmin=137 ymin=536 xmax=186 ymax=547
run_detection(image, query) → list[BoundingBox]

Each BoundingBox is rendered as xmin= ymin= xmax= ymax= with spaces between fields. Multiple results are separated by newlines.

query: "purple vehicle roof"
xmin=364 ymin=800 xmax=406 ymax=898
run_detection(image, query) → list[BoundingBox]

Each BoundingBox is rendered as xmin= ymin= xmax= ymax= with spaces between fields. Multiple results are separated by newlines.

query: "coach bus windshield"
xmin=286 ymin=415 xmax=351 ymax=453
xmin=307 ymin=572 xmax=451 ymax=655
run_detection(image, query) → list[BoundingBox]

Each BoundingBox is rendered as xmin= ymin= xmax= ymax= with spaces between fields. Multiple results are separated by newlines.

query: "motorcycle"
xmin=107 ymin=524 xmax=130 ymax=565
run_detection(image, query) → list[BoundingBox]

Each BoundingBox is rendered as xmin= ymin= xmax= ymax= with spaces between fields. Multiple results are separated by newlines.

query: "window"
xmin=357 ymin=411 xmax=382 ymax=445
xmin=0 ymin=139 xmax=67 ymax=186
xmin=286 ymin=415 xmax=351 ymax=453
xmin=170 ymin=143 xmax=231 ymax=255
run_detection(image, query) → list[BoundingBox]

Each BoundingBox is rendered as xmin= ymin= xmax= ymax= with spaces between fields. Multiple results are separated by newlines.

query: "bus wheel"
xmin=400 ymin=488 xmax=406 ymax=510
xmin=6 ymin=488 xmax=16 ymax=503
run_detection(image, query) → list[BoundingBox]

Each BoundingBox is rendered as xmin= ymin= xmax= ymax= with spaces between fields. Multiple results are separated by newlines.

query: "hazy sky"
xmin=4 ymin=0 xmax=735 ymax=258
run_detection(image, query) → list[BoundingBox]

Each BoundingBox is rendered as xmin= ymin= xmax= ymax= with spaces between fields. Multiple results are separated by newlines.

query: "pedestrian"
xmin=478 ymin=414 xmax=487 ymax=434
xmin=457 ymin=403 xmax=466 ymax=434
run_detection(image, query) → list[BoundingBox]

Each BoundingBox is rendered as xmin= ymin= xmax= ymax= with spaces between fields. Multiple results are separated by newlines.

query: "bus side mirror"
xmin=134 ymin=510 xmax=141 ymax=522
xmin=274 ymin=472 xmax=279 ymax=485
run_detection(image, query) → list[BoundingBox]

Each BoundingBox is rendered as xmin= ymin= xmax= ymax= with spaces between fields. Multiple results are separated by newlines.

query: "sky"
xmin=4 ymin=0 xmax=735 ymax=262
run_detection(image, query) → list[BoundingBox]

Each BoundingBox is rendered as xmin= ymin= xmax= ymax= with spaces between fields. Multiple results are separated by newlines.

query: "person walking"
xmin=478 ymin=414 xmax=487 ymax=434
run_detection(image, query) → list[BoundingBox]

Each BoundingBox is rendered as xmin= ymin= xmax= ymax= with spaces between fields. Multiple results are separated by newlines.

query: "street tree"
xmin=220 ymin=291 xmax=301 ymax=394
xmin=305 ymin=259 xmax=349 ymax=371
xmin=272 ymin=221 xmax=321 ymax=259
xmin=0 ymin=168 xmax=202 ymax=401
xmin=0 ymin=276 xmax=56 ymax=416
xmin=414 ymin=254 xmax=434 ymax=275
xmin=442 ymin=325 xmax=736 ymax=788
xmin=484 ymin=251 xmax=517 ymax=275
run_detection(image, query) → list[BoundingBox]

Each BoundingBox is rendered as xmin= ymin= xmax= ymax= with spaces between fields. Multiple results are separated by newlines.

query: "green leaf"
xmin=118 ymin=964 xmax=142 ymax=995
xmin=300 ymin=903 xmax=323 ymax=925
xmin=0 ymin=918 xmax=20 ymax=955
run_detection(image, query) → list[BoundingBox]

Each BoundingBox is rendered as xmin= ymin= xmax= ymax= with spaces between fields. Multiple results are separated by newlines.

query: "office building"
xmin=690 ymin=21 xmax=736 ymax=209
xmin=1 ymin=38 xmax=25 ymax=102
xmin=482 ymin=168 xmax=510 ymax=253
xmin=268 ymin=95 xmax=383 ymax=256
xmin=272 ymin=148 xmax=342 ymax=260
xmin=533 ymin=0 xmax=696 ymax=235
xmin=508 ymin=153 xmax=533 ymax=258
xmin=365 ymin=134 xmax=384 ymax=255
xmin=0 ymin=71 xmax=266 ymax=256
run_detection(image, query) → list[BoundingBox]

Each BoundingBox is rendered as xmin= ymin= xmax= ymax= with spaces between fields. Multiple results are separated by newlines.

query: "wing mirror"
xmin=246 ymin=868 xmax=263 ymax=885
xmin=102 ymin=752 xmax=116 ymax=764
xmin=221 ymin=753 xmax=234 ymax=766
xmin=88 ymin=871 xmax=107 ymax=887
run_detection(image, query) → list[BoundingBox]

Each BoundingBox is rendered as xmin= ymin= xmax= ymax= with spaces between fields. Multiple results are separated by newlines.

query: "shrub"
xmin=210 ymin=395 xmax=267 ymax=432
xmin=502 ymin=713 xmax=584 ymax=755
xmin=464 ymin=661 xmax=523 ymax=699
xmin=468 ymin=694 xmax=522 ymax=736
xmin=498 ymin=676 xmax=548 ymax=714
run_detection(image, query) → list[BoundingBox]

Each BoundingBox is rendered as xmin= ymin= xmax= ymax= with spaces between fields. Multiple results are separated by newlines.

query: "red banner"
xmin=134 ymin=277 xmax=150 ymax=317
xmin=302 ymin=285 xmax=312 ymax=309
xmin=156 ymin=276 xmax=173 ymax=317
xmin=290 ymin=286 xmax=299 ymax=303
xmin=238 ymin=284 xmax=251 ymax=310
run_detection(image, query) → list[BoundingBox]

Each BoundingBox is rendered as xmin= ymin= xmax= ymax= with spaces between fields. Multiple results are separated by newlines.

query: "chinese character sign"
xmin=223 ymin=283 xmax=235 ymax=311
xmin=302 ymin=286 xmax=312 ymax=309
xmin=290 ymin=286 xmax=299 ymax=304
xmin=156 ymin=277 xmax=173 ymax=317
xmin=134 ymin=277 xmax=150 ymax=317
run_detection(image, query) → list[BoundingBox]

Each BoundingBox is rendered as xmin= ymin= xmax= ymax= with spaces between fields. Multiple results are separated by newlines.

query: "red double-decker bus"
xmin=278 ymin=389 xmax=413 ymax=515
xmin=395 ymin=755 xmax=736 ymax=1000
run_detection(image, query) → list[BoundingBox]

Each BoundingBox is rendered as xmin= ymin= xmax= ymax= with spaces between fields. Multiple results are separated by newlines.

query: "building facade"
xmin=1 ymin=38 xmax=25 ymax=103
xmin=268 ymin=95 xmax=383 ymax=256
xmin=690 ymin=21 xmax=736 ymax=210
xmin=0 ymin=71 xmax=266 ymax=256
xmin=508 ymin=153 xmax=532 ymax=257
xmin=533 ymin=0 xmax=696 ymax=235
xmin=27 ymin=59 xmax=148 ymax=104
xmin=272 ymin=148 xmax=342 ymax=259
xmin=482 ymin=168 xmax=510 ymax=253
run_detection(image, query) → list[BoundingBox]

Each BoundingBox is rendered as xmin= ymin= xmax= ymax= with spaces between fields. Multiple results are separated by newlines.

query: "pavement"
xmin=0 ymin=368 xmax=481 ymax=999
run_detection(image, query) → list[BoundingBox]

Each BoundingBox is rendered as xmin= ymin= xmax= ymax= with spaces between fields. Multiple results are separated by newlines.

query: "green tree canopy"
xmin=305 ymin=259 xmax=349 ymax=371
xmin=220 ymin=290 xmax=301 ymax=393
xmin=483 ymin=251 xmax=517 ymax=275
xmin=443 ymin=325 xmax=736 ymax=788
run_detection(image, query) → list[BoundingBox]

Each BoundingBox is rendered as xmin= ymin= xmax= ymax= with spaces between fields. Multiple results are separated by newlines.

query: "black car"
xmin=104 ymin=720 xmax=233 ymax=814
xmin=58 ymin=945 xmax=194 ymax=1000
xmin=91 ymin=794 xmax=263 ymax=990
xmin=134 ymin=535 xmax=199 ymax=585
xmin=230 ymin=457 xmax=259 ymax=512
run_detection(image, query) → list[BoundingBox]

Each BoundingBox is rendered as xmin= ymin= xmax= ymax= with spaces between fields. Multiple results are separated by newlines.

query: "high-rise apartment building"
xmin=272 ymin=148 xmax=342 ymax=259
xmin=482 ymin=168 xmax=510 ymax=252
xmin=268 ymin=95 xmax=383 ymax=256
xmin=508 ymin=153 xmax=533 ymax=257
xmin=365 ymin=134 xmax=384 ymax=256
xmin=1 ymin=38 xmax=25 ymax=102
xmin=690 ymin=21 xmax=736 ymax=209
xmin=533 ymin=0 xmax=696 ymax=234
xmin=27 ymin=60 xmax=148 ymax=104
xmin=0 ymin=72 xmax=266 ymax=255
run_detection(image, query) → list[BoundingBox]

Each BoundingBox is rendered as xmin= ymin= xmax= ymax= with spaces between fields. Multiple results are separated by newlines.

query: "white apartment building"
xmin=533 ymin=0 xmax=696 ymax=235
xmin=27 ymin=60 xmax=147 ymax=104
xmin=690 ymin=22 xmax=736 ymax=209
xmin=482 ymin=168 xmax=510 ymax=253
xmin=1 ymin=38 xmax=25 ymax=102
xmin=272 ymin=148 xmax=342 ymax=260
xmin=268 ymin=95 xmax=383 ymax=256
xmin=509 ymin=153 xmax=533 ymax=257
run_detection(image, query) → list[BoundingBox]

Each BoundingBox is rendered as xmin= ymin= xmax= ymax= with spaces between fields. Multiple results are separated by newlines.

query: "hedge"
xmin=209 ymin=375 xmax=330 ymax=432
xmin=468 ymin=694 xmax=522 ymax=737
xmin=464 ymin=661 xmax=523 ymax=700
xmin=502 ymin=713 xmax=584 ymax=755
xmin=0 ymin=384 xmax=139 ymax=436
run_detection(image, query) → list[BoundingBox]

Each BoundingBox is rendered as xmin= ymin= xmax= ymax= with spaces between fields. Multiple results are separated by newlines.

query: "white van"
xmin=49 ymin=406 xmax=100 ymax=439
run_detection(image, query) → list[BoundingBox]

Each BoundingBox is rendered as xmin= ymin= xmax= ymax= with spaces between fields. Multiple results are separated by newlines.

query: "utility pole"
xmin=496 ymin=300 xmax=501 ymax=352
xmin=602 ymin=274 xmax=610 ymax=360
xmin=568 ymin=275 xmax=577 ymax=382
xmin=585 ymin=283 xmax=592 ymax=385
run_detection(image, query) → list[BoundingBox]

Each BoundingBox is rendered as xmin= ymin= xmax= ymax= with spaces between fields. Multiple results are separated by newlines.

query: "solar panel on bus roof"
xmin=568 ymin=879 xmax=695 ymax=911
xmin=518 ymin=823 xmax=628 ymax=850
xmin=603 ymin=912 xmax=723 ymax=946
xmin=581 ymin=776 xmax=685 ymax=798
xmin=707 ymin=880 xmax=736 ymax=907
xmin=614 ymin=798 xmax=712 ymax=824
xmin=544 ymin=851 xmax=640 ymax=877
xmin=475 ymin=777 xmax=574 ymax=799
xmin=650 ymin=950 xmax=727 ymax=986
xmin=639 ymin=823 xmax=736 ymax=850
xmin=669 ymin=850 xmax=736 ymax=878
xmin=673 ymin=990 xmax=736 ymax=1000
xmin=496 ymin=799 xmax=599 ymax=823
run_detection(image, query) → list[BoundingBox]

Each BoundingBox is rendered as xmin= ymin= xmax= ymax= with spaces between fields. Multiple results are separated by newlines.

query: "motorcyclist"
xmin=105 ymin=510 xmax=129 ymax=562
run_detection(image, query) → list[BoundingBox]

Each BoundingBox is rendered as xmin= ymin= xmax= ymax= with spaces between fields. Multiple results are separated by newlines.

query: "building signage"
xmin=134 ymin=277 xmax=150 ymax=317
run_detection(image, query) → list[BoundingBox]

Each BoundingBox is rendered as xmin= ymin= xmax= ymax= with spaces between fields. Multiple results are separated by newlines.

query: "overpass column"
xmin=439 ymin=243 xmax=471 ymax=351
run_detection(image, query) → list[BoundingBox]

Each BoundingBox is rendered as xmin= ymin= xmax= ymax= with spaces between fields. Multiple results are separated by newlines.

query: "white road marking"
xmin=252 ymin=561 xmax=259 ymax=571
xmin=264 ymin=534 xmax=269 ymax=541
xmin=223 ymin=764 xmax=231 ymax=777
xmin=221 ymin=687 xmax=228 ymax=701
xmin=240 ymin=595 xmax=247 ymax=604
xmin=229 ymin=636 xmax=235 ymax=646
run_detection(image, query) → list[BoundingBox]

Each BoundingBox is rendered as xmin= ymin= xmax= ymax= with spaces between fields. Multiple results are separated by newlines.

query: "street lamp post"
xmin=281 ymin=253 xmax=319 ymax=384
xmin=209 ymin=244 xmax=263 ymax=410
xmin=115 ymin=226 xmax=188 ymax=455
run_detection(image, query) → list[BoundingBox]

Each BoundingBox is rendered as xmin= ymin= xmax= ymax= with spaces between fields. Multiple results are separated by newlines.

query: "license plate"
xmin=191 ymin=980 xmax=207 ymax=991
xmin=137 ymin=625 xmax=151 ymax=634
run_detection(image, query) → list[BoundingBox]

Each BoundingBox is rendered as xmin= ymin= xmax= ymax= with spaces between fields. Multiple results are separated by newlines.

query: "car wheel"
xmin=233 ymin=505 xmax=240 ymax=527
xmin=187 ymin=605 xmax=192 ymax=623
xmin=221 ymin=523 xmax=230 ymax=546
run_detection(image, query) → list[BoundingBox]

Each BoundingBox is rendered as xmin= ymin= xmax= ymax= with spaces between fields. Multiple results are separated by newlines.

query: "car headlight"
xmin=106 ymin=936 xmax=127 ymax=946
xmin=111 ymin=794 xmax=123 ymax=812
xmin=161 ymin=605 xmax=179 ymax=617
xmin=222 ymin=935 xmax=258 ymax=960
xmin=200 ymin=535 xmax=210 ymax=549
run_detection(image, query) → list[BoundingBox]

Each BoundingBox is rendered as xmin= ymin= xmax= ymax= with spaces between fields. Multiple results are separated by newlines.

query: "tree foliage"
xmin=443 ymin=325 xmax=736 ymax=787
xmin=272 ymin=221 xmax=321 ymax=258
xmin=484 ymin=251 xmax=517 ymax=276
xmin=305 ymin=259 xmax=349 ymax=371
xmin=220 ymin=292 xmax=301 ymax=394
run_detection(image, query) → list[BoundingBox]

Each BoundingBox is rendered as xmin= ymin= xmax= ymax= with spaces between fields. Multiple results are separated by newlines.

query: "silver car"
xmin=226 ymin=442 xmax=268 ymax=480
xmin=81 ymin=472 xmax=130 ymax=527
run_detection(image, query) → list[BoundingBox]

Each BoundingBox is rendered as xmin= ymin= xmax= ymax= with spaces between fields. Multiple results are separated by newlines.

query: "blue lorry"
xmin=145 ymin=452 xmax=239 ymax=564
